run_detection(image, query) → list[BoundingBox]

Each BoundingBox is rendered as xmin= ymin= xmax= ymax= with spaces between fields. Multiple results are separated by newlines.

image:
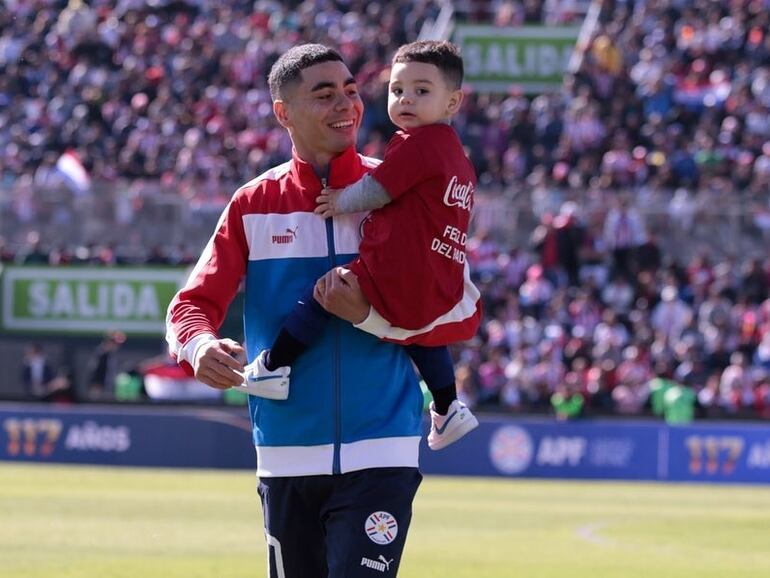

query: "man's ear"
xmin=446 ymin=89 xmax=464 ymax=116
xmin=273 ymin=100 xmax=291 ymax=129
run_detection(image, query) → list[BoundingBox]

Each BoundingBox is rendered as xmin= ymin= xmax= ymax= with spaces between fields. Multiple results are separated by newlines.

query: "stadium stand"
xmin=0 ymin=0 xmax=768 ymax=419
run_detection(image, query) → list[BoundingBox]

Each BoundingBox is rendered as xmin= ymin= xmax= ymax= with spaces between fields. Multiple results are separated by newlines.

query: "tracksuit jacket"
xmin=166 ymin=147 xmax=424 ymax=477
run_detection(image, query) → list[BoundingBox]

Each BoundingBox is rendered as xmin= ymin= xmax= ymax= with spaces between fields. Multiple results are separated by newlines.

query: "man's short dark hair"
xmin=268 ymin=44 xmax=344 ymax=101
xmin=392 ymin=40 xmax=464 ymax=90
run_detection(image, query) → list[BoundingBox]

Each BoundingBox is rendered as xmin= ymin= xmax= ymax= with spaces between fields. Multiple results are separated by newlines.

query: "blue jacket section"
xmin=244 ymin=255 xmax=424 ymax=449
xmin=238 ymin=150 xmax=423 ymax=476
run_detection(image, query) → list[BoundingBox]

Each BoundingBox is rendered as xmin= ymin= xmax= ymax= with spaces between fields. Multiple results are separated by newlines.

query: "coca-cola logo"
xmin=443 ymin=175 xmax=473 ymax=211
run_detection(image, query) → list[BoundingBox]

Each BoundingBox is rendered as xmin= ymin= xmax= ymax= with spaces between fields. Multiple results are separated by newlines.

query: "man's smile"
xmin=329 ymin=120 xmax=356 ymax=129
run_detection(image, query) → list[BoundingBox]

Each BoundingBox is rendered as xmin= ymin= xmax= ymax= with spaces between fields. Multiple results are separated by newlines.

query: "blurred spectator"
xmin=16 ymin=231 xmax=48 ymax=264
xmin=602 ymin=196 xmax=647 ymax=281
xmin=661 ymin=383 xmax=697 ymax=424
xmin=551 ymin=372 xmax=584 ymax=421
xmin=21 ymin=343 xmax=73 ymax=402
xmin=85 ymin=330 xmax=126 ymax=398
xmin=519 ymin=265 xmax=554 ymax=318
xmin=22 ymin=343 xmax=56 ymax=399
xmin=600 ymin=274 xmax=635 ymax=316
xmin=651 ymin=285 xmax=693 ymax=346
xmin=455 ymin=363 xmax=479 ymax=410
xmin=718 ymin=352 xmax=755 ymax=413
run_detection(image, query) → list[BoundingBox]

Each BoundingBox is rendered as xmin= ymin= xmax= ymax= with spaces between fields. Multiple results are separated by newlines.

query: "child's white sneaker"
xmin=427 ymin=399 xmax=479 ymax=450
xmin=235 ymin=350 xmax=290 ymax=400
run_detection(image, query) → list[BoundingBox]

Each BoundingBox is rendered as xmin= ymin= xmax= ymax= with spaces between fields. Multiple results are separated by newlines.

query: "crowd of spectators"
xmin=0 ymin=229 xmax=199 ymax=266
xmin=1 ymin=0 xmax=770 ymax=420
xmin=458 ymin=202 xmax=770 ymax=421
xmin=450 ymin=0 xmax=770 ymax=421
xmin=549 ymin=0 xmax=770 ymax=229
xmin=0 ymin=0 xmax=447 ymax=211
xmin=1 ymin=1 xmax=585 ymax=211
xmin=2 ymin=0 xmax=769 ymax=241
xmin=1 ymin=1 xmax=769 ymax=202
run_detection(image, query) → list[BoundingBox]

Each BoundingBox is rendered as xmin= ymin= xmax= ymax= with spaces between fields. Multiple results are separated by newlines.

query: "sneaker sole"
xmin=231 ymin=383 xmax=289 ymax=400
xmin=428 ymin=413 xmax=479 ymax=450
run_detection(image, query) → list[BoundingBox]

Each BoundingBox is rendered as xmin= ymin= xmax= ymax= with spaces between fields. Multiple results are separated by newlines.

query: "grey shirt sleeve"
xmin=334 ymin=174 xmax=392 ymax=213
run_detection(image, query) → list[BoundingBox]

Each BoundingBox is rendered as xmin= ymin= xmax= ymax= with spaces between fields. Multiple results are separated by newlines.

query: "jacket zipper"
xmin=322 ymin=176 xmax=342 ymax=475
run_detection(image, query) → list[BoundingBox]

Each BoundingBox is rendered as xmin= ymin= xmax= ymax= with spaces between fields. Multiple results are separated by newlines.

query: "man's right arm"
xmin=187 ymin=337 xmax=245 ymax=389
xmin=316 ymin=266 xmax=481 ymax=346
xmin=166 ymin=197 xmax=249 ymax=388
xmin=313 ymin=267 xmax=370 ymax=325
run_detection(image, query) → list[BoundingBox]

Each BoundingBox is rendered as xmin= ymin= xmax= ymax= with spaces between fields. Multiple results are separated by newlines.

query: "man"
xmin=86 ymin=330 xmax=126 ymax=398
xmin=22 ymin=343 xmax=56 ymax=399
xmin=166 ymin=45 xmax=423 ymax=577
xmin=22 ymin=343 xmax=74 ymax=402
xmin=602 ymin=195 xmax=647 ymax=281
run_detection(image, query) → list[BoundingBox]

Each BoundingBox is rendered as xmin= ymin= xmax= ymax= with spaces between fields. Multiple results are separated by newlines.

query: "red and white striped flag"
xmin=56 ymin=150 xmax=91 ymax=194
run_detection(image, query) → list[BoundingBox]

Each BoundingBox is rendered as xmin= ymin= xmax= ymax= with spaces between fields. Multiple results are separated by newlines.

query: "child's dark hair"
xmin=392 ymin=41 xmax=464 ymax=90
xmin=268 ymin=44 xmax=344 ymax=100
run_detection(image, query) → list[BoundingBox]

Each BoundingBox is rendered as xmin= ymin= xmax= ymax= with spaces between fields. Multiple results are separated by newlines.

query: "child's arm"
xmin=316 ymin=174 xmax=391 ymax=218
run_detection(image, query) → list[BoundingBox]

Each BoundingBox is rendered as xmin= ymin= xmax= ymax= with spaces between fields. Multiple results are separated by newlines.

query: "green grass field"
xmin=1 ymin=464 xmax=769 ymax=578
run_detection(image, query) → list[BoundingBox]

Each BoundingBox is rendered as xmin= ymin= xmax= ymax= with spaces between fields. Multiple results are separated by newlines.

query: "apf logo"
xmin=360 ymin=555 xmax=394 ymax=573
xmin=364 ymin=511 xmax=398 ymax=545
xmin=442 ymin=175 xmax=473 ymax=211
xmin=271 ymin=225 xmax=299 ymax=244
xmin=489 ymin=425 xmax=533 ymax=475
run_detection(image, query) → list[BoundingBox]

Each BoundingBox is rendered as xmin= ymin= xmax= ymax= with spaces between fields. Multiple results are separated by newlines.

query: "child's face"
xmin=387 ymin=61 xmax=462 ymax=130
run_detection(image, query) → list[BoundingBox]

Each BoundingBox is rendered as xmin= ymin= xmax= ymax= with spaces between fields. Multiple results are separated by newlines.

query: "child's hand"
xmin=315 ymin=188 xmax=341 ymax=218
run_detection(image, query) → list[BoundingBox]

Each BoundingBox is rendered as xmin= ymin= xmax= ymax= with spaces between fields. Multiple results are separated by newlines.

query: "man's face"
xmin=274 ymin=60 xmax=363 ymax=166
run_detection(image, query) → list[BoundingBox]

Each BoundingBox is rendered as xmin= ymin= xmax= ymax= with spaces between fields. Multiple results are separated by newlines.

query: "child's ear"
xmin=446 ymin=88 xmax=464 ymax=115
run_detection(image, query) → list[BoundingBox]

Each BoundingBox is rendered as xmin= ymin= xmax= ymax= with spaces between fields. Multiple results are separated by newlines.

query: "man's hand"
xmin=193 ymin=338 xmax=246 ymax=389
xmin=314 ymin=267 xmax=370 ymax=324
xmin=315 ymin=188 xmax=342 ymax=218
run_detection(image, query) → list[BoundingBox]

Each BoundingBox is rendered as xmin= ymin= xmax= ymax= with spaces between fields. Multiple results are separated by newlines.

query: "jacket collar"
xmin=290 ymin=146 xmax=364 ymax=193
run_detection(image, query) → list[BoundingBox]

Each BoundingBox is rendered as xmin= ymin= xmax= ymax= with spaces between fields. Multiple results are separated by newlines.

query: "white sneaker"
xmin=427 ymin=400 xmax=479 ymax=450
xmin=234 ymin=350 xmax=290 ymax=400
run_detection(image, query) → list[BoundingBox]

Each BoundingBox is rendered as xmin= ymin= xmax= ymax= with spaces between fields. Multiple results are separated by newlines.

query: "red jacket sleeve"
xmin=165 ymin=196 xmax=249 ymax=374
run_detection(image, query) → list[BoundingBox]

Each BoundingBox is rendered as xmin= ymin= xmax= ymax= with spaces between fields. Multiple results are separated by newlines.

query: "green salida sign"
xmin=453 ymin=25 xmax=580 ymax=93
xmin=1 ymin=266 xmax=187 ymax=335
